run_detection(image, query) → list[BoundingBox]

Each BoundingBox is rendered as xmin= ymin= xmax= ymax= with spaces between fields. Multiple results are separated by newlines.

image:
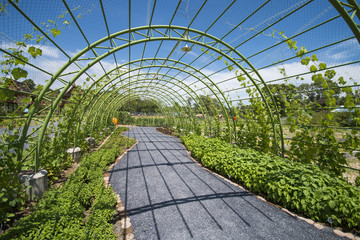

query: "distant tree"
xmin=193 ymin=94 xmax=221 ymax=116
xmin=298 ymin=79 xmax=341 ymax=104
xmin=263 ymin=83 xmax=297 ymax=116
xmin=118 ymin=98 xmax=160 ymax=113
xmin=186 ymin=96 xmax=192 ymax=108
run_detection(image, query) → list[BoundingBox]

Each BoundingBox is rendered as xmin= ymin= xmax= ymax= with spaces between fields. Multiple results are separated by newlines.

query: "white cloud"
xmin=322 ymin=39 xmax=359 ymax=63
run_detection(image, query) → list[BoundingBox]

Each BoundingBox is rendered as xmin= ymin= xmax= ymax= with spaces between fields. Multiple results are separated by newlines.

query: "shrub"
xmin=181 ymin=134 xmax=360 ymax=230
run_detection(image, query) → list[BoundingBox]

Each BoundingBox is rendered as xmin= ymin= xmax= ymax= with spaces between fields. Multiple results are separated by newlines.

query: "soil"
xmin=156 ymin=127 xmax=174 ymax=136
xmin=0 ymin=201 xmax=35 ymax=235
xmin=52 ymin=163 xmax=80 ymax=189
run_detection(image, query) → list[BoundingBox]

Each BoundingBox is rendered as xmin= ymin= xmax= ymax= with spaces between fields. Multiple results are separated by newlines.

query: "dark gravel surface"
xmin=109 ymin=127 xmax=345 ymax=240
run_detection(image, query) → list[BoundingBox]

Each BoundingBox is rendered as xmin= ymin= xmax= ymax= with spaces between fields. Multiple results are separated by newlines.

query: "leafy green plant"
xmin=356 ymin=176 xmax=360 ymax=187
xmin=276 ymin=32 xmax=360 ymax=175
xmin=1 ymin=127 xmax=135 ymax=239
xmin=182 ymin=134 xmax=360 ymax=230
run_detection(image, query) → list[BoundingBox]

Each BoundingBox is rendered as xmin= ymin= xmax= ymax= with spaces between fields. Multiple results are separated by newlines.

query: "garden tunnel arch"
xmin=81 ymin=74 xmax=212 ymax=134
xmin=0 ymin=0 xmax=359 ymax=175
xmin=18 ymin=25 xmax=286 ymax=170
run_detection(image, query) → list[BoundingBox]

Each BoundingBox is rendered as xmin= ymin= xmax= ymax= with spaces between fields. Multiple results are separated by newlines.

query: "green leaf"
xmin=329 ymin=200 xmax=336 ymax=209
xmin=319 ymin=63 xmax=326 ymax=70
xmin=28 ymin=46 xmax=42 ymax=58
xmin=217 ymin=55 xmax=222 ymax=61
xmin=300 ymin=57 xmax=310 ymax=66
xmin=338 ymin=76 xmax=346 ymax=85
xmin=36 ymin=35 xmax=44 ymax=43
xmin=11 ymin=68 xmax=28 ymax=80
xmin=227 ymin=65 xmax=234 ymax=71
xmin=310 ymin=65 xmax=317 ymax=73
xmin=16 ymin=41 xmax=26 ymax=47
xmin=9 ymin=199 xmax=16 ymax=207
xmin=324 ymin=69 xmax=336 ymax=79
xmin=311 ymin=54 xmax=318 ymax=62
xmin=51 ymin=28 xmax=61 ymax=37
xmin=24 ymin=34 xmax=33 ymax=40
xmin=237 ymin=74 xmax=246 ymax=82
xmin=14 ymin=56 xmax=28 ymax=66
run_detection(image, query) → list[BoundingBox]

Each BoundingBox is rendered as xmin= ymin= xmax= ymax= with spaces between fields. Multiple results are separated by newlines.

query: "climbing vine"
xmin=277 ymin=31 xmax=360 ymax=175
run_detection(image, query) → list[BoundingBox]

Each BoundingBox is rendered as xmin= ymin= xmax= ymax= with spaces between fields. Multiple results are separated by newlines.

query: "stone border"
xmin=104 ymin=137 xmax=138 ymax=240
xmin=182 ymin=148 xmax=360 ymax=240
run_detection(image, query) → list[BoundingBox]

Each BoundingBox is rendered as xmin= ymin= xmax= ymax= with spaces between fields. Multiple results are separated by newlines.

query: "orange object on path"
xmin=112 ymin=118 xmax=118 ymax=125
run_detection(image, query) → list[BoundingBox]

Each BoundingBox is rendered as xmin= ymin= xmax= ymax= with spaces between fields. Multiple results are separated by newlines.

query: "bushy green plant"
xmin=1 ymin=127 xmax=135 ymax=239
xmin=182 ymin=134 xmax=360 ymax=230
xmin=355 ymin=176 xmax=360 ymax=187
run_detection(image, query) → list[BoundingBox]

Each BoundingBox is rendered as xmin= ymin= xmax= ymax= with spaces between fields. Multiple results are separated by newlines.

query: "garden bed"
xmin=181 ymin=134 xmax=360 ymax=233
xmin=0 ymin=127 xmax=136 ymax=239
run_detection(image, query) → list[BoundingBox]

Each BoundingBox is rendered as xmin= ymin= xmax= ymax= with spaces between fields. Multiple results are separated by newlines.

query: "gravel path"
xmin=109 ymin=127 xmax=344 ymax=240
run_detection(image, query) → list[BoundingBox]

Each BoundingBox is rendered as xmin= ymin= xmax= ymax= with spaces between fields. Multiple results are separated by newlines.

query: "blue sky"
xmin=1 ymin=0 xmax=360 ymax=103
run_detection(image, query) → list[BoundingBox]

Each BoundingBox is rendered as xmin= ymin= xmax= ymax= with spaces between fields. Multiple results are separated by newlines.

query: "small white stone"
xmin=120 ymin=219 xmax=132 ymax=229
xmin=125 ymin=233 xmax=135 ymax=240
xmin=304 ymin=218 xmax=314 ymax=225
xmin=333 ymin=229 xmax=354 ymax=239
xmin=256 ymin=196 xmax=266 ymax=202
xmin=314 ymin=223 xmax=324 ymax=230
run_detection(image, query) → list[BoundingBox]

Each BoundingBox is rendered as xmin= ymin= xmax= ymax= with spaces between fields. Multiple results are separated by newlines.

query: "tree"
xmin=118 ymin=98 xmax=160 ymax=114
xmin=263 ymin=83 xmax=297 ymax=116
xmin=298 ymin=79 xmax=341 ymax=105
xmin=193 ymin=94 xmax=222 ymax=116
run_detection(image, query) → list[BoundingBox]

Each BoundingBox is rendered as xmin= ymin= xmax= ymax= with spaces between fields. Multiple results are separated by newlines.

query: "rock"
xmin=125 ymin=233 xmax=135 ymax=240
xmin=18 ymin=169 xmax=48 ymax=201
xmin=333 ymin=229 xmax=354 ymax=239
xmin=85 ymin=137 xmax=95 ymax=148
xmin=314 ymin=223 xmax=324 ymax=230
xmin=66 ymin=147 xmax=82 ymax=163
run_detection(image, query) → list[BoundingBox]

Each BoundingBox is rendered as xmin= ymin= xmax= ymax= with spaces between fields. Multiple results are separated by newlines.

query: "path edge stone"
xmin=104 ymin=132 xmax=138 ymax=240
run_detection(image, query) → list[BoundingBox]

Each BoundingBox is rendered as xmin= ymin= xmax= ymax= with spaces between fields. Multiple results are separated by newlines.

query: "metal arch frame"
xmin=89 ymin=81 xmax=196 ymax=134
xmin=94 ymin=64 xmax=231 ymax=129
xmin=38 ymin=58 xmax=228 ymax=164
xmin=108 ymin=95 xmax=172 ymax=128
xmin=81 ymin=73 xmax=210 ymax=135
xmin=73 ymin=68 xmax=212 ymax=138
xmin=102 ymin=89 xmax=187 ymax=132
xmin=103 ymin=93 xmax=175 ymax=128
xmin=73 ymin=62 xmax=213 ymax=134
xmin=82 ymin=58 xmax=234 ymax=136
xmin=105 ymin=94 xmax=170 ymax=122
xmin=86 ymin=77 xmax=194 ymax=128
xmin=19 ymin=25 xmax=285 ymax=171
xmin=329 ymin=0 xmax=360 ymax=44
xmin=63 ymin=57 xmax=233 ymax=155
xmin=103 ymin=90 xmax=184 ymax=129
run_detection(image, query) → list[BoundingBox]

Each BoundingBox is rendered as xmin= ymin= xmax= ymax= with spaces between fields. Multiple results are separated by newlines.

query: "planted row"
xmin=181 ymin=134 xmax=360 ymax=230
xmin=1 ymin=127 xmax=135 ymax=239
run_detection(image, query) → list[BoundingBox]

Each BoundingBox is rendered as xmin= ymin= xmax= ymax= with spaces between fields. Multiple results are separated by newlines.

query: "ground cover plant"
xmin=0 ymin=127 xmax=135 ymax=239
xmin=181 ymin=134 xmax=360 ymax=231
